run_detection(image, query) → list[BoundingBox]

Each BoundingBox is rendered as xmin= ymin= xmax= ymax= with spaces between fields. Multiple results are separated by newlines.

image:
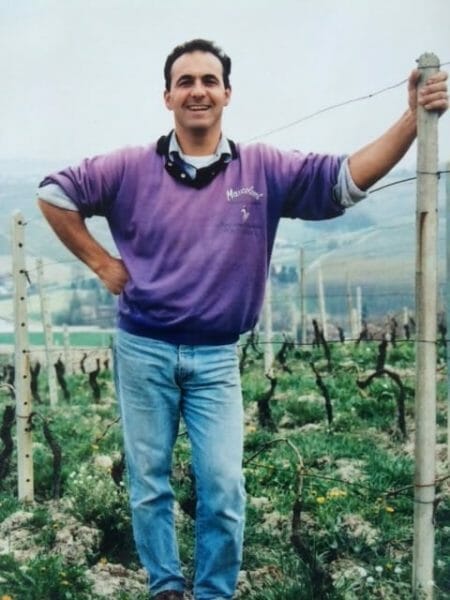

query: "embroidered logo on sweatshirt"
xmin=241 ymin=206 xmax=250 ymax=222
xmin=226 ymin=186 xmax=263 ymax=202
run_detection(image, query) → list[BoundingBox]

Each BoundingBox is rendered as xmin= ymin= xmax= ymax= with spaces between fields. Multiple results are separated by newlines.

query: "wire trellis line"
xmin=0 ymin=337 xmax=445 ymax=355
xmin=245 ymin=79 xmax=408 ymax=143
xmin=244 ymin=59 xmax=450 ymax=143
xmin=370 ymin=169 xmax=450 ymax=194
xmin=236 ymin=337 xmax=439 ymax=349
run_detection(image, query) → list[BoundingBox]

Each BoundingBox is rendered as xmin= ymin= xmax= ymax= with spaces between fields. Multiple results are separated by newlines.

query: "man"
xmin=38 ymin=39 xmax=448 ymax=600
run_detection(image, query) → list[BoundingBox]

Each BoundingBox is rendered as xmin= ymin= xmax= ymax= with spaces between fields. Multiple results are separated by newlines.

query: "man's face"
xmin=164 ymin=51 xmax=231 ymax=137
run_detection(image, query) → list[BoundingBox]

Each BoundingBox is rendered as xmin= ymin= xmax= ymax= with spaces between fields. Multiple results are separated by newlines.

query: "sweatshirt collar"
xmin=156 ymin=131 xmax=237 ymax=161
xmin=168 ymin=132 xmax=232 ymax=162
xmin=156 ymin=131 xmax=238 ymax=189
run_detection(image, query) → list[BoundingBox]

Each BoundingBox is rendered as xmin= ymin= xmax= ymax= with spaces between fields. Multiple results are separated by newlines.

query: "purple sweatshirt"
xmin=40 ymin=138 xmax=344 ymax=345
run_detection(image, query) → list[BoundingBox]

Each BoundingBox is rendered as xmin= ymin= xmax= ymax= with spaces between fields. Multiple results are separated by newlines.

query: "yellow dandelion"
xmin=327 ymin=487 xmax=347 ymax=499
xmin=316 ymin=496 xmax=326 ymax=504
xmin=1 ymin=595 xmax=14 ymax=600
xmin=385 ymin=506 xmax=395 ymax=513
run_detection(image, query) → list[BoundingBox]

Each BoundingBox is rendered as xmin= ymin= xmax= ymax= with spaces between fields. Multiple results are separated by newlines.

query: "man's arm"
xmin=348 ymin=69 xmax=448 ymax=190
xmin=38 ymin=199 xmax=129 ymax=295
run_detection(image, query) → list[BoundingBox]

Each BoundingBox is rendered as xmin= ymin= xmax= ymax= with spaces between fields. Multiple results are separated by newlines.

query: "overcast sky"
xmin=1 ymin=0 xmax=450 ymax=168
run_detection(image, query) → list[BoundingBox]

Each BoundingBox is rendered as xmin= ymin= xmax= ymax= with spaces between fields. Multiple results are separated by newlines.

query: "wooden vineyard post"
xmin=413 ymin=52 xmax=439 ymax=599
xmin=299 ymin=248 xmax=307 ymax=345
xmin=11 ymin=211 xmax=34 ymax=502
xmin=36 ymin=258 xmax=58 ymax=406
xmin=263 ymin=275 xmax=274 ymax=375
xmin=356 ymin=286 xmax=362 ymax=334
xmin=63 ymin=325 xmax=73 ymax=376
xmin=289 ymin=289 xmax=299 ymax=343
xmin=403 ymin=306 xmax=409 ymax=330
xmin=317 ymin=265 xmax=328 ymax=340
xmin=351 ymin=308 xmax=359 ymax=340
xmin=346 ymin=274 xmax=354 ymax=339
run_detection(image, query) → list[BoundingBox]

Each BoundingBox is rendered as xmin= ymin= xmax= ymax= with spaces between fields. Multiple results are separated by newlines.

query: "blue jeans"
xmin=114 ymin=329 xmax=245 ymax=599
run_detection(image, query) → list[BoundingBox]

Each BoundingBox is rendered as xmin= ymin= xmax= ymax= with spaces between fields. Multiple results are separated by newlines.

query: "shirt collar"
xmin=157 ymin=131 xmax=237 ymax=189
xmin=168 ymin=131 xmax=232 ymax=161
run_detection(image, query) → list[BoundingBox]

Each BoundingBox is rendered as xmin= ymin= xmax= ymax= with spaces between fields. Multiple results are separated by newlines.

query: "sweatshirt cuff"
xmin=37 ymin=183 xmax=79 ymax=211
xmin=333 ymin=157 xmax=368 ymax=208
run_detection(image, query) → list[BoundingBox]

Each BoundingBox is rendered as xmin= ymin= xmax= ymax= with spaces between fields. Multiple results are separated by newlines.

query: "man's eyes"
xmin=176 ymin=77 xmax=219 ymax=87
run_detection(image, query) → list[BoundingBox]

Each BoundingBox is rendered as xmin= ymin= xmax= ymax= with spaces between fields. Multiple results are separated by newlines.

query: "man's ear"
xmin=224 ymin=86 xmax=232 ymax=106
xmin=164 ymin=90 xmax=172 ymax=110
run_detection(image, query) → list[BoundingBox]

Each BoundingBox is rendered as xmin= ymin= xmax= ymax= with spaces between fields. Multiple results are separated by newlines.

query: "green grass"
xmin=0 ymin=554 xmax=94 ymax=600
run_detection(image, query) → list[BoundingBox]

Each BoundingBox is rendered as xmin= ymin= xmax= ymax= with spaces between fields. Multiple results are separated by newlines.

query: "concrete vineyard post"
xmin=413 ymin=52 xmax=439 ymax=599
xmin=11 ymin=211 xmax=34 ymax=502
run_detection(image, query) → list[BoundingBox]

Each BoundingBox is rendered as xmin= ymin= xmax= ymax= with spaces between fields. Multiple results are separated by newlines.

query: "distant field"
xmin=0 ymin=287 xmax=99 ymax=328
xmin=0 ymin=328 xmax=114 ymax=350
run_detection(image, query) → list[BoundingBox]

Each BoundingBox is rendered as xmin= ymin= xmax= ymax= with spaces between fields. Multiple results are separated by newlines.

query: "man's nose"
xmin=191 ymin=80 xmax=206 ymax=96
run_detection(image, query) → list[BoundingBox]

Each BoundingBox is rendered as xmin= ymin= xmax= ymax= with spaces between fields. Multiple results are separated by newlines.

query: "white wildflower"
xmin=94 ymin=455 xmax=113 ymax=470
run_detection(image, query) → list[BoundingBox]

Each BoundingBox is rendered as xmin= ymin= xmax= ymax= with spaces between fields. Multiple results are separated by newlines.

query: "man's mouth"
xmin=186 ymin=105 xmax=210 ymax=111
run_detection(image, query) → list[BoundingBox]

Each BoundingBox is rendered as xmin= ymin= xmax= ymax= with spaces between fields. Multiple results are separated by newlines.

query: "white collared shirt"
xmin=168 ymin=132 xmax=232 ymax=179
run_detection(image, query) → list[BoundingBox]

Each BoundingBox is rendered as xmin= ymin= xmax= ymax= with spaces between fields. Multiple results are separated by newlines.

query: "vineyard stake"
xmin=289 ymin=294 xmax=298 ymax=343
xmin=11 ymin=211 xmax=34 ymax=502
xmin=413 ymin=52 xmax=439 ymax=599
xmin=351 ymin=307 xmax=359 ymax=340
xmin=36 ymin=258 xmax=58 ymax=406
xmin=317 ymin=264 xmax=328 ymax=340
xmin=263 ymin=275 xmax=274 ymax=375
xmin=63 ymin=324 xmax=73 ymax=376
xmin=346 ymin=273 xmax=355 ymax=339
xmin=299 ymin=248 xmax=307 ymax=345
xmin=356 ymin=285 xmax=362 ymax=335
xmin=403 ymin=306 xmax=409 ymax=330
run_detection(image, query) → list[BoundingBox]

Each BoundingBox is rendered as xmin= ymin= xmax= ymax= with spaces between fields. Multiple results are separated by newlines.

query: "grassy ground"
xmin=0 ymin=338 xmax=449 ymax=599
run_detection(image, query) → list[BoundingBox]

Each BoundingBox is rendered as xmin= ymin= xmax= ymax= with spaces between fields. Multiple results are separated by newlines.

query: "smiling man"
xmin=37 ymin=39 xmax=448 ymax=600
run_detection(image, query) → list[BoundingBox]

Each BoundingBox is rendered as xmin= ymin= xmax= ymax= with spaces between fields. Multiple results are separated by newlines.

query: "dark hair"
xmin=164 ymin=39 xmax=231 ymax=91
